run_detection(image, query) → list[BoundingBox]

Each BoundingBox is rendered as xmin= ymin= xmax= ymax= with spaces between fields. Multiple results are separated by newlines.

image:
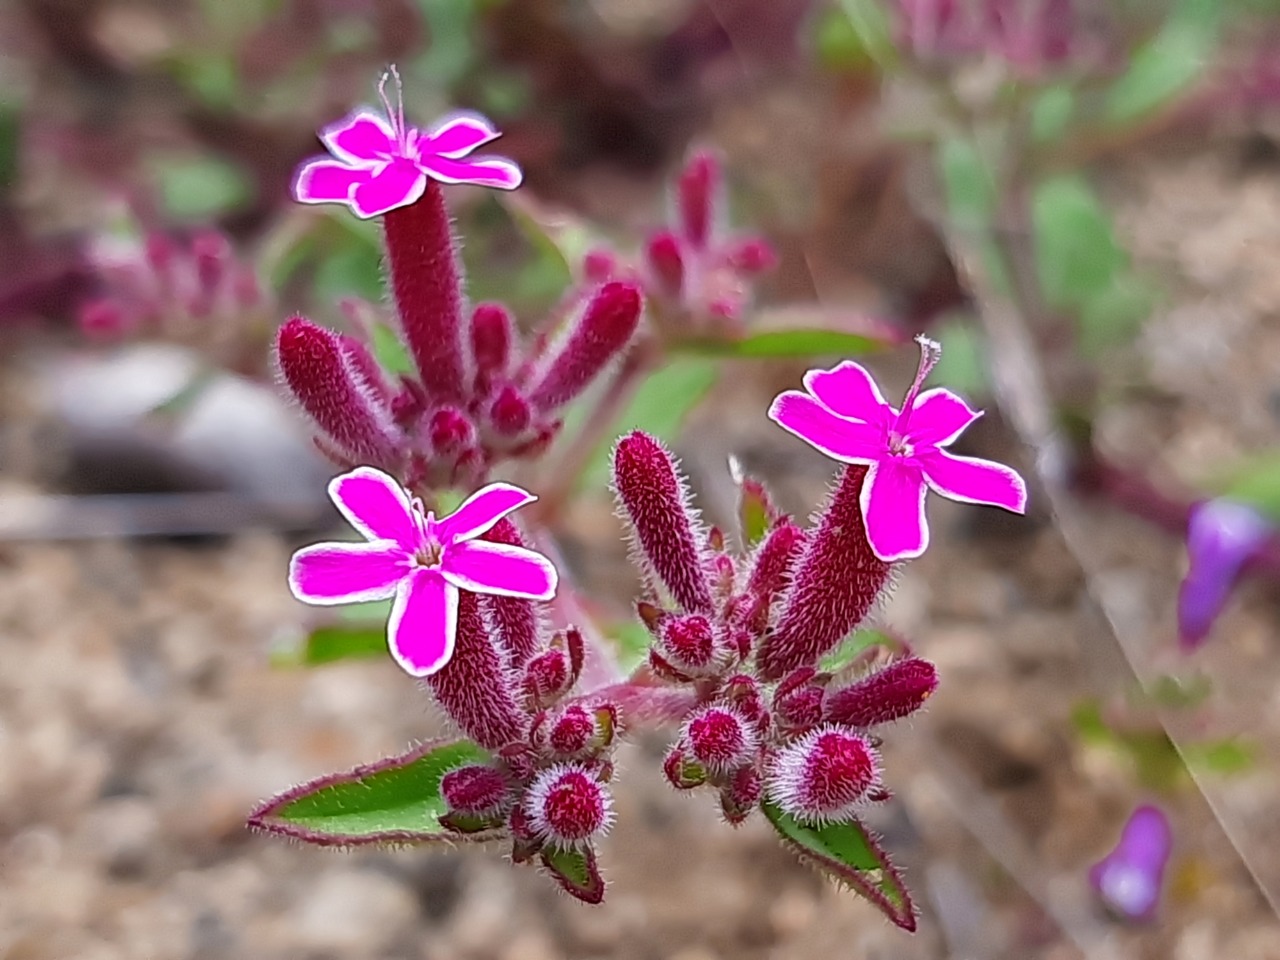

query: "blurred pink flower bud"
xmin=528 ymin=281 xmax=643 ymax=412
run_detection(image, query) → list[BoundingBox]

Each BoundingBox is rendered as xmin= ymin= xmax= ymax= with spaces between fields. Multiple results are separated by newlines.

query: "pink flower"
xmin=769 ymin=336 xmax=1027 ymax=562
xmin=293 ymin=70 xmax=522 ymax=219
xmin=289 ymin=467 xmax=557 ymax=677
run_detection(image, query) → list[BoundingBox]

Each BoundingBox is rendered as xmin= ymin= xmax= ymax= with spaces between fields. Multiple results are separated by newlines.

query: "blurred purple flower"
xmin=1178 ymin=499 xmax=1273 ymax=652
xmin=1088 ymin=805 xmax=1172 ymax=922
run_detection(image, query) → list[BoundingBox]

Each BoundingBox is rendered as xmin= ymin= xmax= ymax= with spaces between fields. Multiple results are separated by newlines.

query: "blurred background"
xmin=2 ymin=0 xmax=1280 ymax=957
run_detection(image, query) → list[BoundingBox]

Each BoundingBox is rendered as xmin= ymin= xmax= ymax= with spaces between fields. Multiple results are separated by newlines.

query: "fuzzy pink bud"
xmin=529 ymin=281 xmax=642 ymax=412
xmin=720 ymin=764 xmax=763 ymax=825
xmin=480 ymin=518 xmax=543 ymax=670
xmin=644 ymin=231 xmax=685 ymax=299
xmin=191 ymin=229 xmax=231 ymax=297
xmin=523 ymin=649 xmax=569 ymax=708
xmin=470 ymin=302 xmax=513 ymax=388
xmin=441 ymin=764 xmax=511 ymax=816
xmin=275 ymin=316 xmax=400 ymax=467
xmin=383 ymin=182 xmax=466 ymax=400
xmin=78 ymin=299 xmax=131 ymax=339
xmin=775 ymin=682 xmax=825 ymax=733
xmin=768 ymin=728 xmax=879 ymax=824
xmin=725 ymin=237 xmax=777 ymax=275
xmin=428 ymin=406 xmax=475 ymax=455
xmin=684 ymin=706 xmax=756 ymax=774
xmin=545 ymin=704 xmax=597 ymax=758
xmin=720 ymin=674 xmax=769 ymax=732
xmin=757 ymin=466 xmax=890 ymax=681
xmin=233 ymin=266 xmax=261 ymax=309
xmin=525 ymin=765 xmax=613 ymax=847
xmin=145 ymin=232 xmax=177 ymax=279
xmin=426 ymin=592 xmax=526 ymax=750
xmin=612 ymin=431 xmax=714 ymax=613
xmin=824 ymin=657 xmax=938 ymax=729
xmin=746 ymin=520 xmax=806 ymax=603
xmin=582 ymin=248 xmax=618 ymax=283
xmin=489 ymin=384 xmax=532 ymax=436
xmin=677 ymin=151 xmax=720 ymax=249
xmin=658 ymin=613 xmax=716 ymax=672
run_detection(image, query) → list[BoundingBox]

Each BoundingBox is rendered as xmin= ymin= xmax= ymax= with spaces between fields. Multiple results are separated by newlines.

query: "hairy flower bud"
xmin=612 ymin=431 xmax=714 ymax=613
xmin=383 ymin=182 xmax=467 ymax=400
xmin=470 ymin=302 xmax=513 ymax=389
xmin=658 ymin=613 xmax=716 ymax=673
xmin=275 ymin=315 xmax=400 ymax=467
xmin=677 ymin=150 xmax=720 ymax=249
xmin=582 ymin=247 xmax=618 ymax=283
xmin=523 ymin=649 xmax=569 ymax=708
xmin=429 ymin=406 xmax=476 ymax=454
xmin=768 ymin=727 xmax=880 ymax=824
xmin=529 ymin=281 xmax=642 ymax=412
xmin=824 ymin=657 xmax=938 ymax=729
xmin=757 ymin=466 xmax=890 ymax=680
xmin=525 ymin=764 xmax=613 ymax=847
xmin=745 ymin=520 xmax=806 ymax=607
xmin=644 ymin=231 xmax=685 ymax=299
xmin=662 ymin=740 xmax=707 ymax=789
xmin=684 ymin=706 xmax=756 ymax=774
xmin=441 ymin=764 xmax=511 ymax=816
xmin=720 ymin=674 xmax=769 ymax=732
xmin=545 ymin=704 xmax=598 ymax=758
xmin=78 ymin=298 xmax=132 ymax=339
xmin=774 ymin=667 xmax=826 ymax=733
xmin=489 ymin=384 xmax=532 ymax=436
xmin=426 ymin=592 xmax=525 ymax=750
xmin=724 ymin=237 xmax=777 ymax=275
xmin=720 ymin=764 xmax=763 ymax=825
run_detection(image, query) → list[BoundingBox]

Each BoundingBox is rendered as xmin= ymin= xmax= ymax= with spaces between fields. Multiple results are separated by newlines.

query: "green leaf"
xmin=1216 ymin=451 xmax=1280 ymax=522
xmin=315 ymin=244 xmax=385 ymax=303
xmin=0 ymin=107 xmax=21 ymax=193
xmin=371 ymin=323 xmax=415 ymax=376
xmin=1030 ymin=84 xmax=1076 ymax=144
xmin=153 ymin=154 xmax=252 ymax=221
xmin=813 ymin=7 xmax=875 ymax=71
xmin=570 ymin=357 xmax=720 ymax=491
xmin=938 ymin=136 xmax=996 ymax=233
xmin=729 ymin=461 xmax=778 ymax=549
xmin=819 ymin=628 xmax=897 ymax=674
xmin=1077 ymin=273 xmax=1156 ymax=354
xmin=605 ymin=620 xmax=652 ymax=673
xmin=834 ymin=0 xmax=899 ymax=69
xmin=674 ymin=327 xmax=892 ymax=359
xmin=1032 ymin=175 xmax=1125 ymax=309
xmin=1105 ymin=0 xmax=1220 ymax=124
xmin=763 ymin=801 xmax=917 ymax=931
xmin=930 ymin=316 xmax=990 ymax=395
xmin=540 ymin=845 xmax=606 ymax=904
xmin=1185 ymin=738 xmax=1256 ymax=775
xmin=248 ymin=739 xmax=493 ymax=846
xmin=292 ymin=624 xmax=386 ymax=667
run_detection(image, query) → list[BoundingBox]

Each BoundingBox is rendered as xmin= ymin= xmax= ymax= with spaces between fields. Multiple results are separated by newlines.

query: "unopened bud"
xmin=525 ymin=764 xmax=614 ymax=847
xmin=545 ymin=704 xmax=598 ymax=758
xmin=659 ymin=613 xmax=716 ymax=672
xmin=684 ymin=706 xmax=756 ymax=774
xmin=720 ymin=674 xmax=769 ymax=732
xmin=724 ymin=237 xmax=777 ymax=275
xmin=677 ymin=150 xmax=721 ymax=249
xmin=824 ymin=657 xmax=938 ymax=729
xmin=441 ymin=764 xmax=511 ymax=816
xmin=768 ymin=727 xmax=880 ymax=824
xmin=720 ymin=764 xmax=763 ymax=825
xmin=429 ymin=406 xmax=475 ymax=454
xmin=643 ymin=231 xmax=685 ymax=299
xmin=78 ymin=298 xmax=131 ymax=339
xmin=529 ymin=281 xmax=643 ymax=412
xmin=191 ymin=229 xmax=231 ymax=297
xmin=662 ymin=740 xmax=707 ymax=789
xmin=489 ymin=384 xmax=532 ymax=436
xmin=582 ymin=248 xmax=618 ymax=283
xmin=524 ymin=649 xmax=571 ymax=709
xmin=470 ymin=302 xmax=513 ymax=386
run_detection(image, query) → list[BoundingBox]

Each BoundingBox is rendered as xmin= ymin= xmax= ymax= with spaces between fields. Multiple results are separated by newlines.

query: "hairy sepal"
xmin=540 ymin=844 xmax=607 ymax=904
xmin=762 ymin=800 xmax=917 ymax=932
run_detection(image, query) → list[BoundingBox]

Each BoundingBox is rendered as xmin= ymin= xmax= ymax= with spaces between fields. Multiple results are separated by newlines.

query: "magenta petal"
xmin=907 ymin=388 xmax=982 ymax=447
xmin=769 ymin=391 xmax=885 ymax=463
xmin=288 ymin=541 xmax=407 ymax=604
xmin=418 ymin=155 xmax=523 ymax=190
xmin=350 ymin=159 xmax=427 ymax=218
xmin=437 ymin=482 xmax=537 ymax=543
xmin=293 ymin=158 xmax=372 ymax=204
xmin=328 ymin=467 xmax=420 ymax=551
xmin=419 ymin=112 xmax=500 ymax=158
xmin=387 ymin=570 xmax=458 ymax=677
xmin=441 ymin=540 xmax=558 ymax=600
xmin=1178 ymin=499 xmax=1272 ymax=650
xmin=802 ymin=361 xmax=893 ymax=426
xmin=860 ymin=460 xmax=929 ymax=561
xmin=1089 ymin=805 xmax=1172 ymax=922
xmin=321 ymin=109 xmax=396 ymax=163
xmin=919 ymin=449 xmax=1027 ymax=513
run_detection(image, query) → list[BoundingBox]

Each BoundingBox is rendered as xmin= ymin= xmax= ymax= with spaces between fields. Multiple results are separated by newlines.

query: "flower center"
xmin=887 ymin=432 xmax=913 ymax=457
xmin=415 ymin=538 xmax=445 ymax=568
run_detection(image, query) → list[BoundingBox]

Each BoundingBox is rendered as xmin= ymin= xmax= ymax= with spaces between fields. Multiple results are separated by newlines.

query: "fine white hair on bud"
xmin=766 ymin=726 xmax=881 ymax=825
xmin=524 ymin=764 xmax=614 ymax=848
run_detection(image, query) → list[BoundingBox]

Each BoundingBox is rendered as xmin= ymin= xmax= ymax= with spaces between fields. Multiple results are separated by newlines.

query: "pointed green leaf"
xmin=153 ymin=153 xmax=252 ymax=221
xmin=540 ymin=845 xmax=606 ymax=904
xmin=248 ymin=739 xmax=493 ymax=846
xmin=1031 ymin=175 xmax=1126 ymax=310
xmin=1104 ymin=0 xmax=1220 ymax=125
xmin=763 ymin=801 xmax=917 ymax=931
xmin=835 ymin=0 xmax=899 ymax=69
xmin=293 ymin=623 xmax=387 ymax=666
xmin=938 ymin=136 xmax=996 ymax=232
xmin=675 ymin=326 xmax=893 ymax=359
xmin=819 ymin=628 xmax=897 ymax=675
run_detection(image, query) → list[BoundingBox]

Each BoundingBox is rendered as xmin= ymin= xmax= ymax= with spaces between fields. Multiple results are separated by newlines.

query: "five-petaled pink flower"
xmin=769 ymin=336 xmax=1027 ymax=562
xmin=293 ymin=70 xmax=522 ymax=219
xmin=289 ymin=467 xmax=557 ymax=677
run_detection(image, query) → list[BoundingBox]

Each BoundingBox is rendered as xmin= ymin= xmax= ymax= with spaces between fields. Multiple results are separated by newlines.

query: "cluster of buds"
xmin=429 ymin=581 xmax=625 ymax=902
xmin=276 ymin=182 xmax=642 ymax=491
xmin=585 ymin=149 xmax=776 ymax=339
xmin=77 ymin=225 xmax=269 ymax=371
xmin=895 ymin=0 xmax=1085 ymax=76
xmin=612 ymin=430 xmax=939 ymax=830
